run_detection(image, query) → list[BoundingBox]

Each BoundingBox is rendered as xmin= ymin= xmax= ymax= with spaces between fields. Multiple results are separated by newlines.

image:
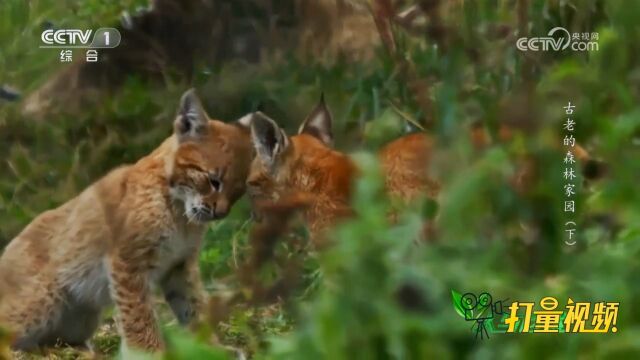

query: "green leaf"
xmin=451 ymin=290 xmax=465 ymax=318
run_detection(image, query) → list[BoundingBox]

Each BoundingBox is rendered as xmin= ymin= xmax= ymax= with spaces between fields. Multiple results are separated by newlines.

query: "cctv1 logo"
xmin=40 ymin=28 xmax=121 ymax=48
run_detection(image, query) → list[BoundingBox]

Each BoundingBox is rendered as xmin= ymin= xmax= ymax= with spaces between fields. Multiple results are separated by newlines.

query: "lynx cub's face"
xmin=168 ymin=90 xmax=253 ymax=222
xmin=245 ymin=96 xmax=334 ymax=205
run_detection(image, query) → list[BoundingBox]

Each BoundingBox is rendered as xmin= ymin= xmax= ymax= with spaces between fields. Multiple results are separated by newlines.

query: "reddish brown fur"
xmin=379 ymin=132 xmax=440 ymax=201
xmin=0 ymin=91 xmax=253 ymax=352
xmin=248 ymin=114 xmax=438 ymax=242
xmin=248 ymin=133 xmax=358 ymax=240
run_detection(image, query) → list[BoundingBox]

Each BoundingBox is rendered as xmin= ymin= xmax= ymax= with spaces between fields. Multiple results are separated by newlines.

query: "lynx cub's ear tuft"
xmin=298 ymin=93 xmax=333 ymax=146
xmin=175 ymin=88 xmax=209 ymax=142
xmin=250 ymin=112 xmax=288 ymax=167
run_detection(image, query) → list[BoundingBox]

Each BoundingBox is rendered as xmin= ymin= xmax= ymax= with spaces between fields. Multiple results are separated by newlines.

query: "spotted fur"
xmin=0 ymin=89 xmax=253 ymax=352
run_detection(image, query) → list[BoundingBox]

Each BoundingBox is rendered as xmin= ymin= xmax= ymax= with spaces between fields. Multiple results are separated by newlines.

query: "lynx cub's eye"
xmin=208 ymin=173 xmax=223 ymax=192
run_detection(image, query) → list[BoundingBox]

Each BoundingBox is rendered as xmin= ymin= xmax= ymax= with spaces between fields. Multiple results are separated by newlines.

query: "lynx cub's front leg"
xmin=161 ymin=254 xmax=206 ymax=326
xmin=109 ymin=253 xmax=163 ymax=351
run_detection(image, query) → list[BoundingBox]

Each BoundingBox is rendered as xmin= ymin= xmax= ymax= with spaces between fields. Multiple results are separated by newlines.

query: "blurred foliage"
xmin=1 ymin=0 xmax=640 ymax=359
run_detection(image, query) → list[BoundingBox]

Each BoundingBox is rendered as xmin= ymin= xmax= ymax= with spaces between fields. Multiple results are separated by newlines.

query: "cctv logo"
xmin=40 ymin=28 xmax=121 ymax=49
xmin=41 ymin=29 xmax=93 ymax=46
xmin=517 ymin=27 xmax=599 ymax=52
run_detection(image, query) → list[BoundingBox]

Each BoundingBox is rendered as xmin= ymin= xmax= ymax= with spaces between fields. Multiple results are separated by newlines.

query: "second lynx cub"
xmin=246 ymin=96 xmax=438 ymax=240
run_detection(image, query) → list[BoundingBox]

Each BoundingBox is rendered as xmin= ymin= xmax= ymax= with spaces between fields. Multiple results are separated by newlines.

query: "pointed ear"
xmin=236 ymin=99 xmax=268 ymax=128
xmin=174 ymin=88 xmax=208 ymax=142
xmin=250 ymin=112 xmax=289 ymax=167
xmin=236 ymin=113 xmax=254 ymax=128
xmin=298 ymin=93 xmax=333 ymax=146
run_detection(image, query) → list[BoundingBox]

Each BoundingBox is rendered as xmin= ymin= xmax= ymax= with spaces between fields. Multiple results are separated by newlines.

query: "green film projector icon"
xmin=460 ymin=292 xmax=507 ymax=339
